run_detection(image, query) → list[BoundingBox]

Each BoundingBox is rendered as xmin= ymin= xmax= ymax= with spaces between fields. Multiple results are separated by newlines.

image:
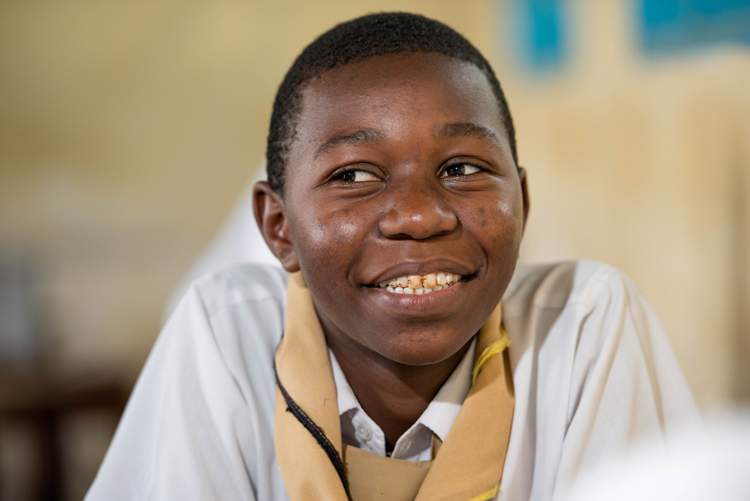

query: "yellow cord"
xmin=466 ymin=484 xmax=501 ymax=501
xmin=471 ymin=328 xmax=510 ymax=385
xmin=463 ymin=327 xmax=509 ymax=500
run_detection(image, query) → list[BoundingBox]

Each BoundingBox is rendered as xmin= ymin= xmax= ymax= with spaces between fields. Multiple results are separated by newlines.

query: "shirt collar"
xmin=329 ymin=338 xmax=477 ymax=443
xmin=416 ymin=339 xmax=476 ymax=441
xmin=329 ymin=348 xmax=361 ymax=416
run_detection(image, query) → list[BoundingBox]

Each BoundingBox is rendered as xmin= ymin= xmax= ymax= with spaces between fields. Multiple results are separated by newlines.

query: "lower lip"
xmin=364 ymin=280 xmax=466 ymax=315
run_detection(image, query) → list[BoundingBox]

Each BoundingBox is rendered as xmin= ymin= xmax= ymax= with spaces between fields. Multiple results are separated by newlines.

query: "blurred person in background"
xmin=164 ymin=166 xmax=278 ymax=318
xmin=85 ymin=13 xmax=699 ymax=501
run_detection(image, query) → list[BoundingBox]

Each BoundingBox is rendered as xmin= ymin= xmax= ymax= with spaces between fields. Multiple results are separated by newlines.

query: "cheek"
xmin=289 ymin=202 xmax=371 ymax=276
xmin=492 ymin=198 xmax=523 ymax=243
xmin=467 ymin=194 xmax=523 ymax=261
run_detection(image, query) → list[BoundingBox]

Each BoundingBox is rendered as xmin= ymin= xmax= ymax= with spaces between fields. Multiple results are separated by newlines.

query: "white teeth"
xmin=376 ymin=272 xmax=463 ymax=295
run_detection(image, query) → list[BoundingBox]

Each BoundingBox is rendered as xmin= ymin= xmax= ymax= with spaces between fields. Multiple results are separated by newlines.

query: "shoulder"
xmin=180 ymin=262 xmax=290 ymax=394
xmin=503 ymin=259 xmax=630 ymax=314
xmin=189 ymin=262 xmax=289 ymax=317
xmin=87 ymin=263 xmax=291 ymax=500
xmin=151 ymin=261 xmax=290 ymax=394
xmin=500 ymin=259 xmax=659 ymax=394
xmin=501 ymin=259 xmax=696 ymax=431
xmin=500 ymin=260 xmax=697 ymax=500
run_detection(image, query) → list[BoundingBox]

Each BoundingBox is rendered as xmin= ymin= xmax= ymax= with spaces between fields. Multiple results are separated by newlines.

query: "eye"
xmin=333 ymin=169 xmax=380 ymax=183
xmin=441 ymin=163 xmax=482 ymax=177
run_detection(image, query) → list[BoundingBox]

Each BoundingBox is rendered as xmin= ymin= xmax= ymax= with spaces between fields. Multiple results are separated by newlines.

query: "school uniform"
xmin=86 ymin=259 xmax=698 ymax=501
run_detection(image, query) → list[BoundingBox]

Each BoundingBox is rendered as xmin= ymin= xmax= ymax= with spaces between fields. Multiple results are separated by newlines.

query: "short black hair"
xmin=266 ymin=12 xmax=517 ymax=194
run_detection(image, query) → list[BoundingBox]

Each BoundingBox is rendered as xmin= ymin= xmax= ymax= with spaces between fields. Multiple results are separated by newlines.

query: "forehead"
xmin=287 ymin=53 xmax=509 ymax=167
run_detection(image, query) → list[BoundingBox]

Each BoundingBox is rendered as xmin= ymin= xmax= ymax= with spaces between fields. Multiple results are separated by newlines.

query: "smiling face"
xmin=257 ymin=52 xmax=528 ymax=366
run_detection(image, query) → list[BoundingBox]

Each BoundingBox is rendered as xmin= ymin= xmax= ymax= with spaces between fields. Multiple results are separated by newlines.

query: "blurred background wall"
xmin=0 ymin=0 xmax=748 ymax=499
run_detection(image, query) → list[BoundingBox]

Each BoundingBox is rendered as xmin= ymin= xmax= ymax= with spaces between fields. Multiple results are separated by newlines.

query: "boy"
xmin=87 ymin=13 xmax=697 ymax=501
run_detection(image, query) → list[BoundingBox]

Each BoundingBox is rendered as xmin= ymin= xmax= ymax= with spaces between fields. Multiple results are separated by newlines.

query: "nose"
xmin=377 ymin=185 xmax=458 ymax=240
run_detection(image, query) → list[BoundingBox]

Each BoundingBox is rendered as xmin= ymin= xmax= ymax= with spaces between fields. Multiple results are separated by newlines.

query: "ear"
xmin=252 ymin=181 xmax=300 ymax=273
xmin=518 ymin=167 xmax=530 ymax=234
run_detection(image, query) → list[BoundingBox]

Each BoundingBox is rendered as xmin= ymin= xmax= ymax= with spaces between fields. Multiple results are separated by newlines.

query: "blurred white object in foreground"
xmin=559 ymin=408 xmax=750 ymax=501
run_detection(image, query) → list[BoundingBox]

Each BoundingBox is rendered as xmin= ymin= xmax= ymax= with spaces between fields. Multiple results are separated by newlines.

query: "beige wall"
xmin=1 ymin=0 xmax=748 ymax=409
xmin=496 ymin=0 xmax=750 ymax=408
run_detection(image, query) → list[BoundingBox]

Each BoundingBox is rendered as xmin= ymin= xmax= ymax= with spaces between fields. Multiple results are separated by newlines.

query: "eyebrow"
xmin=435 ymin=122 xmax=502 ymax=149
xmin=314 ymin=128 xmax=385 ymax=159
xmin=313 ymin=122 xmax=501 ymax=159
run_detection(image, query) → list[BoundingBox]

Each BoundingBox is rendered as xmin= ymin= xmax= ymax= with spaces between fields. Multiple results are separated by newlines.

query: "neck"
xmin=324 ymin=323 xmax=472 ymax=449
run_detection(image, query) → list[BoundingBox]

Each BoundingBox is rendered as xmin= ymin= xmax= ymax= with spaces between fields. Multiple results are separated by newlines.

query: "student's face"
xmin=256 ymin=53 xmax=528 ymax=366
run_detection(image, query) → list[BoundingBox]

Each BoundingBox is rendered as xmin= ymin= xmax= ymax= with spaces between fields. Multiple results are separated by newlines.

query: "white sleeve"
xmin=502 ymin=262 xmax=700 ymax=501
xmin=551 ymin=267 xmax=700 ymax=498
xmin=85 ymin=285 xmax=258 ymax=501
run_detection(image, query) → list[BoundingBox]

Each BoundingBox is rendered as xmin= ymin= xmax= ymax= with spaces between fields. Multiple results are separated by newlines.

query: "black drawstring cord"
xmin=274 ymin=361 xmax=352 ymax=499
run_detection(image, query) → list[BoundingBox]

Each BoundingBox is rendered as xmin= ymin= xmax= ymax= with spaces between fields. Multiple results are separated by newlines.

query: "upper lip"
xmin=362 ymin=259 xmax=477 ymax=285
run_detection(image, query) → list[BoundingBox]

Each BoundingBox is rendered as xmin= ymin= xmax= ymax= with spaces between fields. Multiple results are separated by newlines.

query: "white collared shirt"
xmin=86 ymin=260 xmax=700 ymax=501
xmin=329 ymin=339 xmax=476 ymax=462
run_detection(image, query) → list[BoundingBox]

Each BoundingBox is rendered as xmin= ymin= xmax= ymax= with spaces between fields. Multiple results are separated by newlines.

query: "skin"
xmin=254 ymin=52 xmax=529 ymax=448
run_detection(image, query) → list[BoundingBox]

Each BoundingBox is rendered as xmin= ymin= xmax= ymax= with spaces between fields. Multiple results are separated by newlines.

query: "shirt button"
xmin=355 ymin=424 xmax=373 ymax=442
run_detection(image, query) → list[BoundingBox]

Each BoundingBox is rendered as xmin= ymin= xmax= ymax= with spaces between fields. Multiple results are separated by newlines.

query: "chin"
xmin=376 ymin=333 xmax=470 ymax=367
